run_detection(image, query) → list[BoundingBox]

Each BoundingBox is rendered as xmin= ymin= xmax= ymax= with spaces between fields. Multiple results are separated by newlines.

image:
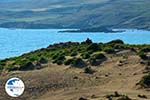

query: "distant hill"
xmin=0 ymin=0 xmax=150 ymax=30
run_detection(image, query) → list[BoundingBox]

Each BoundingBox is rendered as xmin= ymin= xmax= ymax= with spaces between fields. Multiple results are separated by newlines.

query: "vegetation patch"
xmin=107 ymin=39 xmax=124 ymax=45
xmin=89 ymin=53 xmax=106 ymax=66
xmin=81 ymin=53 xmax=91 ymax=59
xmin=138 ymin=51 xmax=148 ymax=60
xmin=87 ymin=43 xmax=101 ymax=52
xmin=18 ymin=60 xmax=35 ymax=71
xmin=104 ymin=47 xmax=115 ymax=54
xmin=52 ymin=53 xmax=66 ymax=65
xmin=39 ymin=57 xmax=48 ymax=64
xmin=0 ymin=39 xmax=149 ymax=71
xmin=71 ymin=58 xmax=86 ymax=68
xmin=140 ymin=73 xmax=150 ymax=88
xmin=64 ymin=58 xmax=74 ymax=66
xmin=140 ymin=47 xmax=150 ymax=53
xmin=70 ymin=51 xmax=78 ymax=57
xmin=92 ymin=52 xmax=106 ymax=59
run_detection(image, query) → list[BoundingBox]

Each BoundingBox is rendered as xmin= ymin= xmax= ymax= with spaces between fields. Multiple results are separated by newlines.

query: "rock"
xmin=73 ymin=76 xmax=78 ymax=79
xmin=79 ymin=97 xmax=88 ymax=100
xmin=91 ymin=94 xmax=97 ymax=98
xmin=138 ymin=94 xmax=147 ymax=99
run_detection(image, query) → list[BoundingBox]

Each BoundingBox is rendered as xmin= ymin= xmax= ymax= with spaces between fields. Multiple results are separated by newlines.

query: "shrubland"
xmin=0 ymin=39 xmax=149 ymax=73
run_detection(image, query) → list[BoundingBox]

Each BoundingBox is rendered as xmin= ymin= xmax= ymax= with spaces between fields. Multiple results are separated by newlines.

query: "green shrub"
xmin=70 ymin=51 xmax=78 ymax=56
xmin=52 ymin=53 xmax=59 ymax=60
xmin=0 ymin=61 xmax=5 ymax=70
xmin=71 ymin=58 xmax=86 ymax=68
xmin=89 ymin=57 xmax=97 ymax=66
xmin=104 ymin=47 xmax=115 ymax=54
xmin=140 ymin=47 xmax=150 ymax=53
xmin=28 ymin=56 xmax=39 ymax=62
xmin=0 ymin=65 xmax=4 ymax=70
xmin=93 ymin=53 xmax=106 ymax=60
xmin=107 ymin=39 xmax=124 ymax=44
xmin=52 ymin=53 xmax=65 ymax=60
xmin=18 ymin=60 xmax=35 ymax=71
xmin=81 ymin=53 xmax=90 ymax=59
xmin=89 ymin=53 xmax=106 ymax=66
xmin=87 ymin=43 xmax=101 ymax=52
xmin=5 ymin=65 xmax=18 ymax=71
xmin=140 ymin=73 xmax=150 ymax=88
xmin=114 ymin=44 xmax=125 ymax=49
xmin=52 ymin=60 xmax=56 ymax=64
xmin=56 ymin=60 xmax=63 ymax=65
xmin=0 ymin=61 xmax=6 ymax=66
xmin=53 ymin=59 xmax=63 ymax=65
xmin=39 ymin=57 xmax=48 ymax=64
xmin=64 ymin=59 xmax=74 ymax=65
xmin=58 ymin=55 xmax=66 ymax=60
xmin=52 ymin=52 xmax=66 ymax=65
xmin=139 ymin=52 xmax=148 ymax=60
xmin=52 ymin=54 xmax=65 ymax=65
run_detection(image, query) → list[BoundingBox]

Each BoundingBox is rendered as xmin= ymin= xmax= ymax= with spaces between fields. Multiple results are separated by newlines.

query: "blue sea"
xmin=0 ymin=28 xmax=150 ymax=59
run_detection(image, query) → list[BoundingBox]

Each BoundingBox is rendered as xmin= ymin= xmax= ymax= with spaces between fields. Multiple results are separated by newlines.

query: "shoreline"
xmin=0 ymin=26 xmax=150 ymax=32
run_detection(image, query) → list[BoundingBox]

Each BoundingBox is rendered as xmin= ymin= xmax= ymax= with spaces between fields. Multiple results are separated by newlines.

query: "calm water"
xmin=0 ymin=28 xmax=150 ymax=59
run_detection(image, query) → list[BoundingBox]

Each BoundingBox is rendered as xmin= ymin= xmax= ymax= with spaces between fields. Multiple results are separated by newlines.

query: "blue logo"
xmin=5 ymin=78 xmax=25 ymax=97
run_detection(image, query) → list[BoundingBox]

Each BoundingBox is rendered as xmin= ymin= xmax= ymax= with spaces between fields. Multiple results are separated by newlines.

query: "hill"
xmin=0 ymin=0 xmax=150 ymax=30
xmin=0 ymin=39 xmax=150 ymax=100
